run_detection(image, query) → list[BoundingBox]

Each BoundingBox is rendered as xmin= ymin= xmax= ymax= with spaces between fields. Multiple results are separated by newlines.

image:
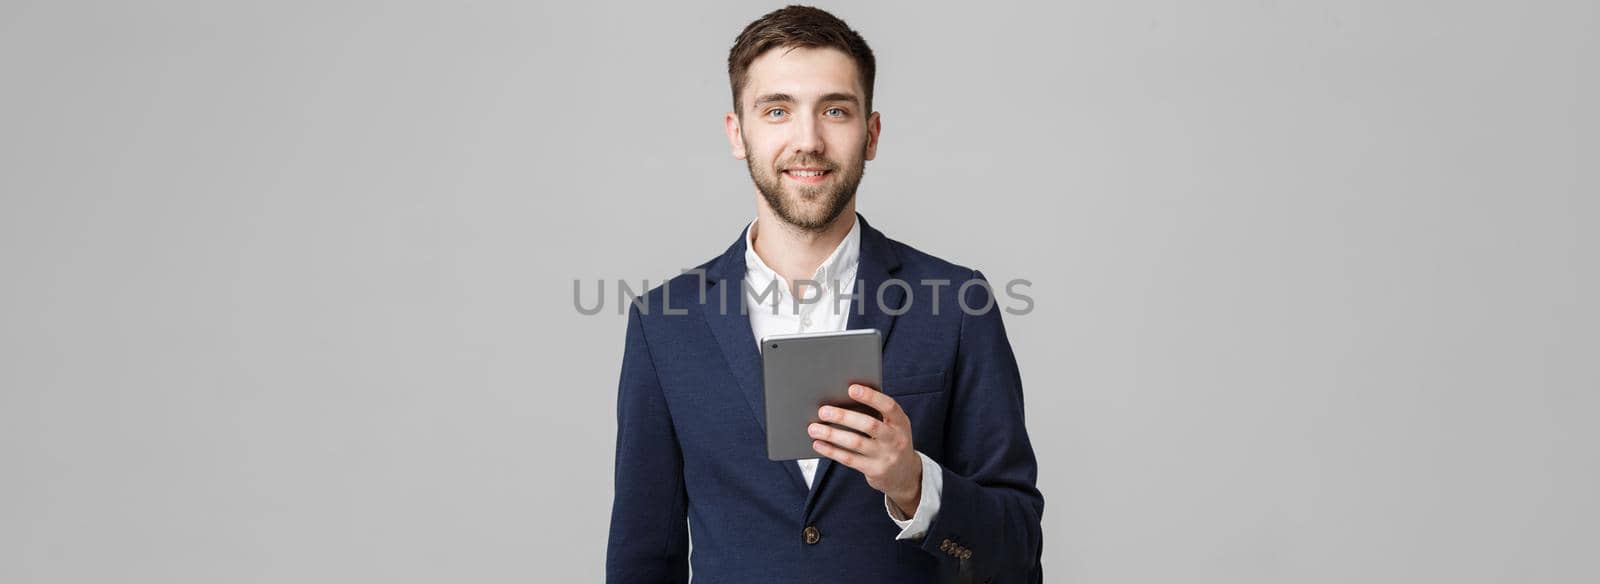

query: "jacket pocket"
xmin=881 ymin=370 xmax=947 ymax=396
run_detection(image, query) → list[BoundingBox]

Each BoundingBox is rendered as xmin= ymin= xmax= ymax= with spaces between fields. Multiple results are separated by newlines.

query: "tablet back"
xmin=760 ymin=329 xmax=882 ymax=461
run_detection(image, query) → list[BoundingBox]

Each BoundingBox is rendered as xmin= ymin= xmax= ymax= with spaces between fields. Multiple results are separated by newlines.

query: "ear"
xmin=725 ymin=111 xmax=747 ymax=160
xmin=864 ymin=111 xmax=881 ymax=161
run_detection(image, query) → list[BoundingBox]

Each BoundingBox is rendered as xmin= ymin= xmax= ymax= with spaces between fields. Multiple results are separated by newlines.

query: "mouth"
xmin=782 ymin=168 xmax=833 ymax=185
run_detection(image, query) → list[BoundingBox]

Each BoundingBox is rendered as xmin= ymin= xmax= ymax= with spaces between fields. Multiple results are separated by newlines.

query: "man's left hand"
xmin=809 ymin=383 xmax=922 ymax=516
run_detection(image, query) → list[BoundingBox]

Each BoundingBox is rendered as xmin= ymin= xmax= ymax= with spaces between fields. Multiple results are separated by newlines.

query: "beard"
xmin=745 ymin=138 xmax=868 ymax=233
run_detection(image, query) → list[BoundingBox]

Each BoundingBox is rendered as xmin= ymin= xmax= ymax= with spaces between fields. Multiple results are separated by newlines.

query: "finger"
xmin=811 ymin=439 xmax=864 ymax=470
xmin=809 ymin=422 xmax=875 ymax=455
xmin=847 ymin=384 xmax=907 ymax=428
xmin=818 ymin=404 xmax=886 ymax=438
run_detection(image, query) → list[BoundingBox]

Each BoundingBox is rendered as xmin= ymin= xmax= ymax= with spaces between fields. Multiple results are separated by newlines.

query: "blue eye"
xmin=766 ymin=108 xmax=787 ymax=119
xmin=825 ymin=108 xmax=846 ymax=117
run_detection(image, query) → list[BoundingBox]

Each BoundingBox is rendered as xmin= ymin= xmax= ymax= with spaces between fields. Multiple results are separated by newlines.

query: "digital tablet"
xmin=760 ymin=328 xmax=883 ymax=461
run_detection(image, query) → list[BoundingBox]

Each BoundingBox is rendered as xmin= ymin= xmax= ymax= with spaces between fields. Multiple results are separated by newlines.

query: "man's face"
xmin=726 ymin=46 xmax=880 ymax=232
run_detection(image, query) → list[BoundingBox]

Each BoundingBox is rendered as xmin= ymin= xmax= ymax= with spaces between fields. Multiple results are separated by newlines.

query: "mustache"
xmin=779 ymin=158 xmax=837 ymax=171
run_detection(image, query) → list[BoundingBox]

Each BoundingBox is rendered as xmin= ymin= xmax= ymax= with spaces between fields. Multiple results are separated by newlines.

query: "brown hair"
xmin=727 ymin=5 xmax=877 ymax=117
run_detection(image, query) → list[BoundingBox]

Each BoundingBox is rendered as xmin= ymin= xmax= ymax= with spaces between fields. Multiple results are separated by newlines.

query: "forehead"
xmin=742 ymin=46 xmax=863 ymax=105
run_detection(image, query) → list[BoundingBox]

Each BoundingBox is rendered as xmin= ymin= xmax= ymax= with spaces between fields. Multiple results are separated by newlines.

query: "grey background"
xmin=1 ymin=0 xmax=1594 ymax=582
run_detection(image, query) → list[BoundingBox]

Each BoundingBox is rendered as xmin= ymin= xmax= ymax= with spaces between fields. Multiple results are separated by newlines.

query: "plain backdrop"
xmin=1 ymin=1 xmax=1595 ymax=582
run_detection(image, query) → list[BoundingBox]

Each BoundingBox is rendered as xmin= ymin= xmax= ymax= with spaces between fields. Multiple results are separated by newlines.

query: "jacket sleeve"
xmin=912 ymin=270 xmax=1045 ymax=582
xmin=605 ymin=304 xmax=690 ymax=583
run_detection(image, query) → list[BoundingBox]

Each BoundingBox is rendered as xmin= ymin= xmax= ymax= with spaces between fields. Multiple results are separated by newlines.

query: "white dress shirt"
xmin=743 ymin=215 xmax=942 ymax=540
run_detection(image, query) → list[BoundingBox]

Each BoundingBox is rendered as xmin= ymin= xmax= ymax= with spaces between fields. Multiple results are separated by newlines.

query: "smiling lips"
xmin=783 ymin=167 xmax=832 ymax=184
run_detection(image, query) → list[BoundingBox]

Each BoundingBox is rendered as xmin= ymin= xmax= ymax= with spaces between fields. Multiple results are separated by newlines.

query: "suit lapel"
xmin=700 ymin=224 xmax=811 ymax=492
xmin=700 ymin=214 xmax=907 ymax=505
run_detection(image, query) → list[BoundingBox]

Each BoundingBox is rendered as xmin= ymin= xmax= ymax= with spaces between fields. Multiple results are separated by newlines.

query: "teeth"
xmin=789 ymin=170 xmax=827 ymax=177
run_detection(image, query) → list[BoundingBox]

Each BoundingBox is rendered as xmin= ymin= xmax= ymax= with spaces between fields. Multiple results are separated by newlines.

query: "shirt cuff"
xmin=884 ymin=451 xmax=942 ymax=541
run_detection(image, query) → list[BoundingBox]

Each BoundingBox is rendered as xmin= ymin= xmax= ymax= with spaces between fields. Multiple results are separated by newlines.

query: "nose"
xmin=790 ymin=114 xmax=824 ymax=156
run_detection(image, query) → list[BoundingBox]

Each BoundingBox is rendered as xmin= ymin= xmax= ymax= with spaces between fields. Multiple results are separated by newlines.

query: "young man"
xmin=606 ymin=6 xmax=1043 ymax=583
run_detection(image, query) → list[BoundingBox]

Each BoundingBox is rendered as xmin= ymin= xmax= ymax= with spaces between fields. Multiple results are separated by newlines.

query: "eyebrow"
xmin=750 ymin=92 xmax=862 ymax=111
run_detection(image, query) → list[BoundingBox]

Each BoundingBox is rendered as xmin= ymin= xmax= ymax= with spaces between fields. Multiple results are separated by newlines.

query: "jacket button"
xmin=960 ymin=549 xmax=972 ymax=560
xmin=940 ymin=539 xmax=953 ymax=553
xmin=803 ymin=525 xmax=821 ymax=545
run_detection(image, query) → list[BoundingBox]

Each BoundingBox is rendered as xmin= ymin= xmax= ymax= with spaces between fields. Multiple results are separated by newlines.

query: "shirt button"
xmin=802 ymin=317 xmax=813 ymax=327
xmin=803 ymin=525 xmax=821 ymax=545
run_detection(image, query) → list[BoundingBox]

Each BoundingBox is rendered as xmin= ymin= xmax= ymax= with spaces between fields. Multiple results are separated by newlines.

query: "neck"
xmin=750 ymin=197 xmax=856 ymax=294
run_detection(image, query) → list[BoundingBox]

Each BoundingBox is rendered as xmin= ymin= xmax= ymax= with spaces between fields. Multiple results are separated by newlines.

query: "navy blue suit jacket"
xmin=606 ymin=214 xmax=1043 ymax=583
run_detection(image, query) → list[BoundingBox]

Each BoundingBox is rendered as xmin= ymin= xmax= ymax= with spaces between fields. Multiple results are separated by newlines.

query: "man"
xmin=606 ymin=6 xmax=1043 ymax=583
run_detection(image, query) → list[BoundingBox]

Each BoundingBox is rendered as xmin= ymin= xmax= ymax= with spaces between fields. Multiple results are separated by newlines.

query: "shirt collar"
xmin=743 ymin=214 xmax=861 ymax=298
